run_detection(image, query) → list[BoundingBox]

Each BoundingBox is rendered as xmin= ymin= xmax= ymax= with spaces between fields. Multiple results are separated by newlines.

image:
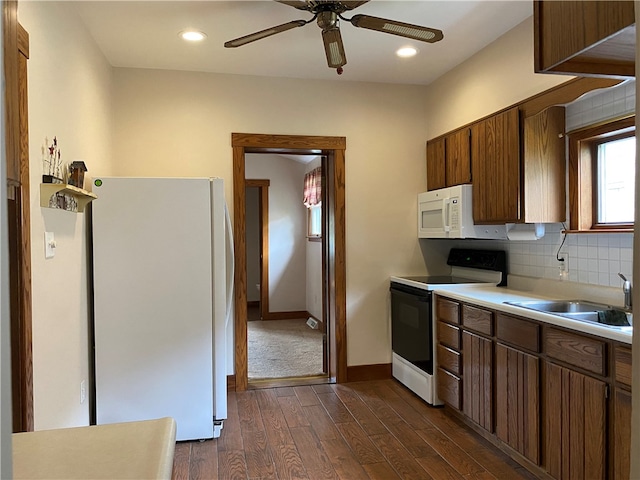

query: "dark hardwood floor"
xmin=172 ymin=379 xmax=538 ymax=480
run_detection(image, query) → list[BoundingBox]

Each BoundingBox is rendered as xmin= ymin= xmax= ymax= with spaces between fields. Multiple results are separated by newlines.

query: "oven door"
xmin=390 ymin=283 xmax=433 ymax=375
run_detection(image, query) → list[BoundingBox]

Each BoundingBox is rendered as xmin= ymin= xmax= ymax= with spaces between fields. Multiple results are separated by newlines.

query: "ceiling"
xmin=71 ymin=1 xmax=533 ymax=86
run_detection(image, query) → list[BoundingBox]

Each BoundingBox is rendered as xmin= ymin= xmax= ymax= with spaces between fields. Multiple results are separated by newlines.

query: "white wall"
xmin=246 ymin=154 xmax=307 ymax=313
xmin=18 ymin=2 xmax=114 ymax=430
xmin=305 ymin=158 xmax=323 ymax=321
xmin=111 ymin=68 xmax=430 ymax=366
xmin=424 ymin=16 xmax=573 ymax=139
xmin=245 ymin=186 xmax=260 ymax=303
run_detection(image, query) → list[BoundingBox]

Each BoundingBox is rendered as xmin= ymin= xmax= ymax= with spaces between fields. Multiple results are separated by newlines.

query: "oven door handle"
xmin=390 ymin=287 xmax=431 ymax=302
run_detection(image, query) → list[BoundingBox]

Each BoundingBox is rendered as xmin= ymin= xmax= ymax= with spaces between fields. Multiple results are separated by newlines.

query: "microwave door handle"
xmin=442 ymin=198 xmax=451 ymax=232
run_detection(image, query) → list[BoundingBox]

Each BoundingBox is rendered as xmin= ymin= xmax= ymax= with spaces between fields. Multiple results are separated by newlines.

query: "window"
xmin=307 ymin=204 xmax=322 ymax=240
xmin=596 ymin=134 xmax=635 ymax=224
xmin=568 ymin=116 xmax=635 ymax=232
xmin=303 ymin=166 xmax=322 ymax=241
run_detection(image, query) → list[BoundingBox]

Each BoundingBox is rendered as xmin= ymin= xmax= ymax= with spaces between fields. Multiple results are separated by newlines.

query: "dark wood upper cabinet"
xmin=426 ymin=128 xmax=471 ymax=191
xmin=426 ymin=137 xmax=445 ymax=191
xmin=534 ymin=0 xmax=635 ymax=77
xmin=471 ymin=107 xmax=521 ymax=224
xmin=522 ymin=106 xmax=566 ymax=223
xmin=445 ymin=128 xmax=471 ymax=187
xmin=471 ymin=106 xmax=566 ymax=225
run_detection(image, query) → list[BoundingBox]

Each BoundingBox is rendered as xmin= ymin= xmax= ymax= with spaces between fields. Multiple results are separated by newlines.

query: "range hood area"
xmin=417 ymin=185 xmax=547 ymax=241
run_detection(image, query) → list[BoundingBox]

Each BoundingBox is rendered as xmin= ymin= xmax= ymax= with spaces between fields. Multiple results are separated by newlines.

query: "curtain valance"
xmin=303 ymin=167 xmax=322 ymax=207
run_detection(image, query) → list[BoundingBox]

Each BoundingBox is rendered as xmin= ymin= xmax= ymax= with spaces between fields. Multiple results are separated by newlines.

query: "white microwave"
xmin=418 ymin=185 xmax=507 ymax=239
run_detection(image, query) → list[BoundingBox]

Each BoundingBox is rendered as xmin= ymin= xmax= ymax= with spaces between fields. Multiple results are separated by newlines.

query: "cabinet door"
xmin=426 ymin=138 xmax=446 ymax=191
xmin=495 ymin=343 xmax=540 ymax=465
xmin=522 ymin=107 xmax=566 ymax=223
xmin=534 ymin=1 xmax=635 ymax=77
xmin=471 ymin=108 xmax=520 ymax=224
xmin=462 ymin=331 xmax=492 ymax=432
xmin=612 ymin=388 xmax=631 ymax=480
xmin=545 ymin=362 xmax=606 ymax=480
xmin=445 ymin=128 xmax=471 ymax=186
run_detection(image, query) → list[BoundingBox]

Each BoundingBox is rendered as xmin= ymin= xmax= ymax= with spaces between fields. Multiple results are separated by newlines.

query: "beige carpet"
xmin=248 ymin=319 xmax=324 ymax=379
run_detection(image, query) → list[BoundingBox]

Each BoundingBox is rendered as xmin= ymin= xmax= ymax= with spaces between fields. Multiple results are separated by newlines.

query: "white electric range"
xmin=390 ymin=248 xmax=507 ymax=405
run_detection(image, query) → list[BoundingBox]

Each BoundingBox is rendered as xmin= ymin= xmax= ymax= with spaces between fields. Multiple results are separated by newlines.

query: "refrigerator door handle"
xmin=224 ymin=202 xmax=234 ymax=328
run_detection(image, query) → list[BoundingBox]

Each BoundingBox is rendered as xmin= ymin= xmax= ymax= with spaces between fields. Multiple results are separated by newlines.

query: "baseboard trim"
xmin=247 ymin=301 xmax=260 ymax=308
xmin=262 ymin=310 xmax=309 ymax=321
xmin=227 ymin=375 xmax=236 ymax=392
xmin=346 ymin=363 xmax=392 ymax=382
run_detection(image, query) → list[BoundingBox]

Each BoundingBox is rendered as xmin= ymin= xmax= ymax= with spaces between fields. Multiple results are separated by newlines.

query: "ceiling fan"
xmin=224 ymin=1 xmax=444 ymax=74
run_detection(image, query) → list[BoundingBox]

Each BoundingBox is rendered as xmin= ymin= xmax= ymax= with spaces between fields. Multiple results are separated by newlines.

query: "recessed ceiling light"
xmin=396 ymin=46 xmax=418 ymax=58
xmin=180 ymin=30 xmax=207 ymax=42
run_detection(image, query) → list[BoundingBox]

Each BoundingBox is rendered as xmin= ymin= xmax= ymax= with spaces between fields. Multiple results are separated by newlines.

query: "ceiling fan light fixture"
xmin=396 ymin=46 xmax=417 ymax=58
xmin=322 ymin=28 xmax=347 ymax=68
xmin=179 ymin=30 xmax=207 ymax=42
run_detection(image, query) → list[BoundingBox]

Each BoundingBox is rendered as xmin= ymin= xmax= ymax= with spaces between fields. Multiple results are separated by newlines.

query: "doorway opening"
xmin=232 ymin=133 xmax=347 ymax=391
xmin=245 ymin=158 xmax=326 ymax=384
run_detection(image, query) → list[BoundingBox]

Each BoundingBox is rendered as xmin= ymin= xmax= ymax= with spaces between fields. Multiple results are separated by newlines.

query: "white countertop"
xmin=432 ymin=284 xmax=632 ymax=344
xmin=12 ymin=417 xmax=177 ymax=479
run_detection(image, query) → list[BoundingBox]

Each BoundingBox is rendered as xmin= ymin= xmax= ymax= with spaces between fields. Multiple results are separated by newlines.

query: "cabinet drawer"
xmin=544 ymin=327 xmax=606 ymax=376
xmin=496 ymin=313 xmax=540 ymax=352
xmin=437 ymin=344 xmax=461 ymax=376
xmin=437 ymin=297 xmax=460 ymax=325
xmin=614 ymin=345 xmax=632 ymax=388
xmin=462 ymin=304 xmax=493 ymax=336
xmin=438 ymin=321 xmax=460 ymax=350
xmin=437 ymin=367 xmax=461 ymax=410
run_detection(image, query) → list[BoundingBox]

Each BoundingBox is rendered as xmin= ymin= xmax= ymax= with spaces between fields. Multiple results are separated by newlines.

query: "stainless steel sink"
xmin=506 ymin=300 xmax=609 ymax=313
xmin=504 ymin=300 xmax=632 ymax=329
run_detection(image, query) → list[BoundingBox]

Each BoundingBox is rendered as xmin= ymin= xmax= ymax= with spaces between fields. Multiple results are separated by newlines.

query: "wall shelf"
xmin=40 ymin=183 xmax=97 ymax=212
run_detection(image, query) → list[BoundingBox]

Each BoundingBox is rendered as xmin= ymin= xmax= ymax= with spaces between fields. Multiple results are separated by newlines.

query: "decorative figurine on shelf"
xmin=42 ymin=136 xmax=63 ymax=183
xmin=68 ymin=161 xmax=87 ymax=189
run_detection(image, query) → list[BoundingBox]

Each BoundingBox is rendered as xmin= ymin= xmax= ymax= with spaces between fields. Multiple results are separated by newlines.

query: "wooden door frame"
xmin=245 ymin=179 xmax=270 ymax=320
xmin=4 ymin=2 xmax=34 ymax=432
xmin=232 ymin=133 xmax=347 ymax=391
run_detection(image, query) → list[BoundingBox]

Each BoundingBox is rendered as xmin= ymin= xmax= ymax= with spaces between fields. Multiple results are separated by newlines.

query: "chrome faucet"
xmin=618 ymin=273 xmax=633 ymax=310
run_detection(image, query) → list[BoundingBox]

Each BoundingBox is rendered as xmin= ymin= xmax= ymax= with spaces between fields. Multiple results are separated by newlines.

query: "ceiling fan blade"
xmin=349 ymin=14 xmax=444 ymax=43
xmin=224 ymin=20 xmax=307 ymax=48
xmin=274 ymin=0 xmax=311 ymax=11
xmin=322 ymin=27 xmax=347 ymax=68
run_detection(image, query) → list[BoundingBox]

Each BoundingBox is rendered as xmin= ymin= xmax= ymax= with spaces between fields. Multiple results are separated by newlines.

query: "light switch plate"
xmin=45 ymin=232 xmax=55 ymax=259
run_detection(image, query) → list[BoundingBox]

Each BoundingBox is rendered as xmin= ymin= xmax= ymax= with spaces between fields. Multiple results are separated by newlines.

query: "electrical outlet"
xmin=558 ymin=252 xmax=569 ymax=280
xmin=80 ymin=380 xmax=86 ymax=404
xmin=559 ymin=251 xmax=569 ymax=271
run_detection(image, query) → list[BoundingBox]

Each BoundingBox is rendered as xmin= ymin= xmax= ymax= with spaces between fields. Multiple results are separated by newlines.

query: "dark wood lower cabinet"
xmin=436 ymin=296 xmax=630 ymax=480
xmin=495 ymin=343 xmax=540 ymax=464
xmin=545 ymin=362 xmax=606 ymax=480
xmin=462 ymin=331 xmax=493 ymax=432
xmin=612 ymin=388 xmax=631 ymax=480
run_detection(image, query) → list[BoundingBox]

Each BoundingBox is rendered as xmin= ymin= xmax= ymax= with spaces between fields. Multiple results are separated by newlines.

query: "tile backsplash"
xmin=450 ymin=79 xmax=635 ymax=289
xmin=451 ymin=226 xmax=633 ymax=288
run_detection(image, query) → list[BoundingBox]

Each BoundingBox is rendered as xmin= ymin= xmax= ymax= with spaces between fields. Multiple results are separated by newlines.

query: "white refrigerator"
xmin=91 ymin=177 xmax=230 ymax=441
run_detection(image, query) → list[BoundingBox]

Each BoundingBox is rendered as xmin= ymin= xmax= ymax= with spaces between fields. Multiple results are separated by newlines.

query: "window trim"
xmin=567 ymin=115 xmax=635 ymax=233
